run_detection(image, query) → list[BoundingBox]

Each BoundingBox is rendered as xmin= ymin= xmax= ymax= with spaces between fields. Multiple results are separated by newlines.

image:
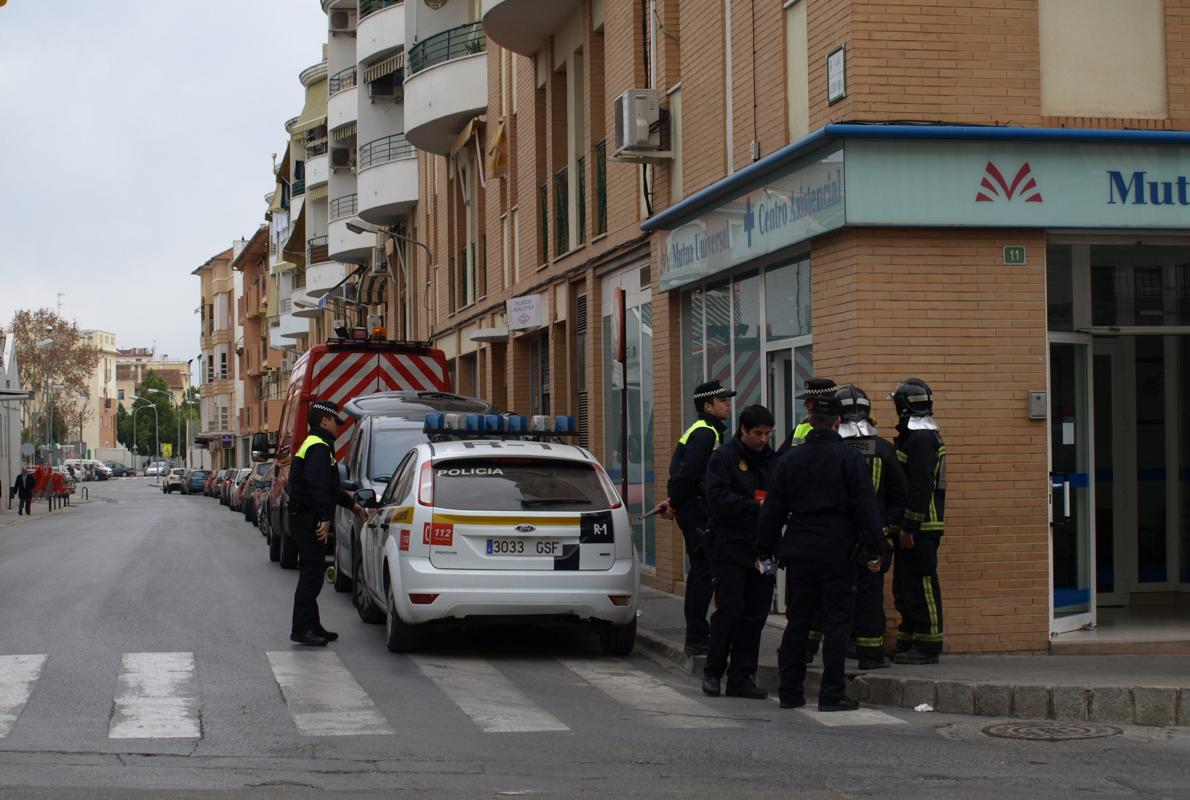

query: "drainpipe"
xmin=724 ymin=0 xmax=734 ymax=175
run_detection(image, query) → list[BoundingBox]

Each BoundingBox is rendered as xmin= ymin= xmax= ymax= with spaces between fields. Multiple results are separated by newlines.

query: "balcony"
xmin=273 ymin=311 xmax=309 ymax=345
xmin=357 ymin=134 xmax=419 ymax=224
xmin=404 ymin=23 xmax=488 ymax=156
xmin=292 ymin=179 xmax=306 ymax=197
xmin=306 ymin=262 xmax=350 ymax=298
xmin=329 ymin=197 xmax=374 ymax=263
xmin=481 ymin=0 xmax=581 ymax=57
xmin=328 ymin=66 xmax=356 ymax=96
xmin=306 ymin=235 xmax=330 ymax=266
xmin=328 ymin=85 xmax=357 ymax=133
xmin=306 ymin=153 xmax=328 ymax=189
xmin=357 ymin=0 xmax=405 ymax=65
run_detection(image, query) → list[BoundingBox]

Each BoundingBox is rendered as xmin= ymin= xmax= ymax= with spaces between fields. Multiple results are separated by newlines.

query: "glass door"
xmin=1049 ymin=337 xmax=1096 ymax=633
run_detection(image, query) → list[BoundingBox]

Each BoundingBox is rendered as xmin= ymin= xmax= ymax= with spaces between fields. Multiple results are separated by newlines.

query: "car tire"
xmin=333 ymin=539 xmax=352 ymax=593
xmin=598 ymin=618 xmax=637 ymax=656
xmin=279 ymin=530 xmax=298 ymax=570
xmin=268 ymin=524 xmax=281 ymax=562
xmin=353 ymin=545 xmax=384 ymax=624
xmin=385 ymin=582 xmax=422 ymax=653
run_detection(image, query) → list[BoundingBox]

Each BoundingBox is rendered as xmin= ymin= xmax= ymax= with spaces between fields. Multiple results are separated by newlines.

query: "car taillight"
xmin=417 ymin=461 xmax=434 ymax=506
xmin=595 ymin=465 xmax=623 ymax=509
xmin=409 ymin=593 xmax=439 ymax=605
xmin=608 ymin=594 xmax=633 ymax=606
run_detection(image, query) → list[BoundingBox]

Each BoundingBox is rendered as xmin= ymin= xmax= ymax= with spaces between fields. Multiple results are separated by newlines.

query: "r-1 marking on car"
xmin=398 ymin=529 xmax=410 ymax=552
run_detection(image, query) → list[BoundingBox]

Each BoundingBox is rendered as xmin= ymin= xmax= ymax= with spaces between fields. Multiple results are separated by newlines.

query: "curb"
xmin=637 ymin=627 xmax=1189 ymax=727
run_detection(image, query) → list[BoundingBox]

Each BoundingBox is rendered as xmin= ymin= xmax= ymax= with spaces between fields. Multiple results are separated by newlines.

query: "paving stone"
xmin=1012 ymin=685 xmax=1050 ymax=720
xmin=856 ymin=675 xmax=903 ymax=708
xmin=1089 ymin=686 xmax=1134 ymax=725
xmin=900 ymin=678 xmax=937 ymax=709
xmin=1132 ymin=687 xmax=1177 ymax=727
xmin=934 ymin=681 xmax=975 ymax=715
xmin=1179 ymin=689 xmax=1190 ymax=726
xmin=1051 ymin=686 xmax=1089 ymax=721
xmin=974 ymin=684 xmax=1013 ymax=717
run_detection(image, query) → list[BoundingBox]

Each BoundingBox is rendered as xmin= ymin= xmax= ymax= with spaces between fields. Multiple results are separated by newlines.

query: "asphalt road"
xmin=0 ymin=479 xmax=1187 ymax=799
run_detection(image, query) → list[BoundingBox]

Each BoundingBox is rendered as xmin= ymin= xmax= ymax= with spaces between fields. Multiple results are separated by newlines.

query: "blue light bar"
xmin=423 ymin=413 xmax=444 ymax=432
xmin=505 ymin=415 xmax=528 ymax=433
xmin=554 ymin=416 xmax=576 ymax=434
xmin=464 ymin=414 xmax=484 ymax=431
xmin=483 ymin=414 xmax=504 ymax=432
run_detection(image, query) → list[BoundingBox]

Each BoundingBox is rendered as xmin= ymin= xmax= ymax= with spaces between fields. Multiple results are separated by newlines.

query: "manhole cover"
xmin=982 ymin=722 xmax=1122 ymax=742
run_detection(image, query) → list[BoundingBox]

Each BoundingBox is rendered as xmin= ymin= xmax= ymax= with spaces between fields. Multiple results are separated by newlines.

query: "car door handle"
xmin=380 ymin=523 xmax=390 ymax=531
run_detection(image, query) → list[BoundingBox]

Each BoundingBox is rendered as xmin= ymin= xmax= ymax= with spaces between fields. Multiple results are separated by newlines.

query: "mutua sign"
xmin=1107 ymin=171 xmax=1190 ymax=206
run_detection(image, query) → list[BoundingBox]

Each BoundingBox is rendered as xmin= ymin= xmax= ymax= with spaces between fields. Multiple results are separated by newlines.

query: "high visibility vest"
xmin=789 ymin=421 xmax=812 ymax=447
xmin=295 ymin=434 xmax=336 ymax=465
xmin=678 ymin=418 xmax=721 ymax=446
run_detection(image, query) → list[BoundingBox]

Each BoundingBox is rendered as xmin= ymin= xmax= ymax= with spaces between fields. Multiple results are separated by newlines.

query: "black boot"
xmin=701 ymin=675 xmax=722 ymax=697
xmin=725 ymin=678 xmax=768 ymax=700
xmin=892 ymin=647 xmax=939 ymax=665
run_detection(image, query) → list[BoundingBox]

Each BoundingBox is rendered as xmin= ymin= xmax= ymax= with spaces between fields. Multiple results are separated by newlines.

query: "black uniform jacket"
xmin=871 ymin=436 xmax=908 ymax=534
xmin=756 ymin=428 xmax=884 ymax=564
xmin=894 ymin=422 xmax=946 ymax=539
xmin=704 ymin=434 xmax=777 ymax=567
xmin=11 ymin=473 xmax=35 ymax=498
xmin=287 ymin=427 xmax=352 ymax=524
xmin=666 ymin=412 xmax=727 ymax=517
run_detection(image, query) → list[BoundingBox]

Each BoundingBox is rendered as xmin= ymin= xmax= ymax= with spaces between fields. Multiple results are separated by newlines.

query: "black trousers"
xmin=892 ymin=537 xmax=943 ymax=654
xmin=16 ymin=495 xmax=31 ymax=515
xmin=705 ymin=560 xmax=775 ymax=684
xmin=677 ymin=509 xmax=713 ymax=646
xmin=778 ymin=560 xmax=856 ymax=705
xmin=290 ymin=512 xmax=326 ymax=635
xmin=852 ymin=566 xmax=886 ymax=659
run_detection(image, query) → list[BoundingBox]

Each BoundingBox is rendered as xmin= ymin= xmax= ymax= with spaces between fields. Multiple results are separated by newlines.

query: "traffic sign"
xmin=20 ymin=443 xmax=34 ymax=457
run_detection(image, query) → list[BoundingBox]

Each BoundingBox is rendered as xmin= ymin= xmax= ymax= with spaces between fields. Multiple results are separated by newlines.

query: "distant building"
xmin=0 ymin=329 xmax=27 ymax=507
xmin=78 ymin=330 xmax=119 ymax=454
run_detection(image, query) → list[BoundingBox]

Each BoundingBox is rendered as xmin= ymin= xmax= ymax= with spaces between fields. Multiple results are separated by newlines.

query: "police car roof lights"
xmin=422 ymin=413 xmax=579 ymax=440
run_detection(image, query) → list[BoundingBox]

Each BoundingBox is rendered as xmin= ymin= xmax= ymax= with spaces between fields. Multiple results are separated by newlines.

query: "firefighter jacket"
xmin=666 ymin=412 xmax=726 ymax=516
xmin=894 ymin=419 xmax=946 ymax=538
xmin=868 ymin=436 xmax=908 ymax=536
xmin=756 ymin=428 xmax=885 ymax=564
xmin=287 ymin=427 xmax=353 ymax=524
xmin=704 ymin=434 xmax=777 ymax=567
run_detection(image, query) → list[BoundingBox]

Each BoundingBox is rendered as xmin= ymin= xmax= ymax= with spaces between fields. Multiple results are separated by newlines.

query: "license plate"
xmin=486 ymin=538 xmax=562 ymax=556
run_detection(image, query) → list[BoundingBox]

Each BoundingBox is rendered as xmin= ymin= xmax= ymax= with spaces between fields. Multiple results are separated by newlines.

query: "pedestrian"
xmin=287 ymin=400 xmax=365 ymax=647
xmin=777 ymin=377 xmax=836 ymax=453
xmin=889 ymin=378 xmax=947 ymax=665
xmin=756 ymin=390 xmax=884 ymax=711
xmin=701 ymin=404 xmax=777 ymax=700
xmin=835 ymin=384 xmax=907 ymax=670
xmin=11 ymin=466 xmax=35 ymax=516
xmin=659 ymin=379 xmax=735 ymax=656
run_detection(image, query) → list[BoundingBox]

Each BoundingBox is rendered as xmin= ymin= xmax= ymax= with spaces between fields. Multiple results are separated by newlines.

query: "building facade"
xmin=194 ymin=246 xmax=242 ymax=468
xmin=234 ymin=225 xmax=287 ymax=452
xmin=0 ymin=330 xmax=26 ymax=508
xmin=78 ymin=330 xmax=118 ymax=454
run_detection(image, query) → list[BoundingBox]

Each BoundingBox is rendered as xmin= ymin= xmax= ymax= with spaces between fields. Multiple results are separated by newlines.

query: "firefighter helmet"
xmin=891 ymin=378 xmax=934 ymax=417
xmin=835 ymin=384 xmax=872 ymax=423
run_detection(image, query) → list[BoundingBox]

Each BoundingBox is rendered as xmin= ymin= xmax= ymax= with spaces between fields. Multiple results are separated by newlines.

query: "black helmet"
xmin=891 ymin=378 xmax=933 ymax=417
xmin=835 ymin=384 xmax=871 ymax=423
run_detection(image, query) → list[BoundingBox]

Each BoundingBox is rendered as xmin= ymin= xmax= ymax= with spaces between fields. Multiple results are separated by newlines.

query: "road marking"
xmin=266 ymin=651 xmax=393 ymax=736
xmin=559 ymin=659 xmax=739 ymax=729
xmin=0 ymin=655 xmax=47 ymax=738
xmin=411 ymin=656 xmax=570 ymax=733
xmin=109 ymin=652 xmax=201 ymax=739
xmin=798 ymin=707 xmax=906 ymax=727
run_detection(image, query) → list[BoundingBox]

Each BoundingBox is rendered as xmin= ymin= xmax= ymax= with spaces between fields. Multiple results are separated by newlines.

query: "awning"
xmin=487 ymin=115 xmax=508 ymax=177
xmin=450 ymin=118 xmax=478 ymax=157
xmin=357 ymin=272 xmax=388 ymax=306
xmin=364 ymin=52 xmax=405 ymax=84
xmin=307 ymin=183 xmax=329 ymax=202
xmin=281 ymin=202 xmax=307 ymax=264
xmin=332 ymin=121 xmax=357 ymax=141
xmin=290 ymin=78 xmax=328 ymax=137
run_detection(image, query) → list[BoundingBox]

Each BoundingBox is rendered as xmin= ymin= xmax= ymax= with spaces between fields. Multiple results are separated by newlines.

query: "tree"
xmin=10 ymin=309 xmax=100 ymax=454
xmin=116 ymin=370 xmax=178 ymax=460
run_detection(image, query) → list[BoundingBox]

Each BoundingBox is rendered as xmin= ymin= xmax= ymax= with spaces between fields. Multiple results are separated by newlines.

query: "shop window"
xmin=1089 ymin=245 xmax=1190 ymax=327
xmin=681 ymin=290 xmax=706 ymax=427
xmin=1046 ymin=245 xmax=1074 ymax=332
xmin=733 ymin=273 xmax=762 ymax=410
xmin=764 ymin=258 xmax=811 ymax=340
xmin=704 ymin=282 xmax=731 ymax=394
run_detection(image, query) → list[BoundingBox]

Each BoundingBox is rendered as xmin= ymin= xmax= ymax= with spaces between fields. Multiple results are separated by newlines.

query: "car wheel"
xmin=353 ymin=545 xmax=384 ymax=624
xmin=268 ymin=523 xmax=281 ymax=562
xmin=333 ymin=538 xmax=352 ymax=593
xmin=279 ymin=529 xmax=298 ymax=570
xmin=598 ymin=618 xmax=637 ymax=656
xmin=385 ymin=582 xmax=422 ymax=653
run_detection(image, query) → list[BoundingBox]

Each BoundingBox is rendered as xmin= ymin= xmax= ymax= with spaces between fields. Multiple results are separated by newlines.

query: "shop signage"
xmin=506 ymin=294 xmax=542 ymax=330
xmin=659 ymin=146 xmax=846 ymax=291
xmin=220 ymin=434 xmax=234 ymax=449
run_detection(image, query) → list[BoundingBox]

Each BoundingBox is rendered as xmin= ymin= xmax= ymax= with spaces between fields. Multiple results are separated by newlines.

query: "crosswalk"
xmin=0 ymin=650 xmax=904 ymax=741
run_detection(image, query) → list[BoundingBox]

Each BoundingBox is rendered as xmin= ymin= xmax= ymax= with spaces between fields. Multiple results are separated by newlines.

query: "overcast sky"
xmin=0 ymin=0 xmax=327 ymax=369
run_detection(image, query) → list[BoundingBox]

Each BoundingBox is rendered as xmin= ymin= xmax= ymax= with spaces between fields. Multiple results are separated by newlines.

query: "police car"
xmin=352 ymin=413 xmax=639 ymax=655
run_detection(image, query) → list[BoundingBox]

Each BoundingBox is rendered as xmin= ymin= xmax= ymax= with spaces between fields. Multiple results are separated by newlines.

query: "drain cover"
xmin=982 ymin=722 xmax=1122 ymax=742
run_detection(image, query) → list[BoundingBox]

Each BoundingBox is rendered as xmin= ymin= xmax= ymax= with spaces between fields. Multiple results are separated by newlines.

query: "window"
xmin=528 ymin=335 xmax=550 ymax=417
xmin=118 ymin=389 xmax=125 ymax=401
xmin=219 ymin=349 xmax=228 ymax=380
xmin=433 ymin=458 xmax=610 ymax=512
xmin=206 ymin=354 xmax=214 ymax=383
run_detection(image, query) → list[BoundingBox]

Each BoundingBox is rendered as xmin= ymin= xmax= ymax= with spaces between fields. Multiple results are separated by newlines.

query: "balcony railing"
xmin=594 ymin=139 xmax=607 ymax=235
xmin=359 ymin=0 xmax=400 ymax=19
xmin=408 ymin=22 xmax=486 ymax=76
xmin=307 ymin=235 xmax=329 ymax=265
xmin=329 ymin=194 xmax=358 ymax=222
xmin=292 ymin=179 xmax=306 ymax=197
xmin=576 ymin=154 xmax=587 ymax=245
xmin=554 ymin=167 xmax=568 ymax=258
xmin=358 ymin=133 xmax=416 ymax=169
xmin=328 ymin=66 xmax=357 ymax=96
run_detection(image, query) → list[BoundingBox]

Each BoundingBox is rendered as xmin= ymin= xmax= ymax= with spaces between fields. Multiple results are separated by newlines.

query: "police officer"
xmin=288 ymin=400 xmax=364 ymax=647
xmin=889 ymin=378 xmax=947 ymax=665
xmin=661 ymin=379 xmax=735 ymax=656
xmin=777 ymin=378 xmax=837 ymax=453
xmin=756 ymin=391 xmax=884 ymax=711
xmin=701 ymin=404 xmax=777 ymax=700
xmin=11 ymin=466 xmax=35 ymax=516
xmin=835 ymin=384 xmax=907 ymax=670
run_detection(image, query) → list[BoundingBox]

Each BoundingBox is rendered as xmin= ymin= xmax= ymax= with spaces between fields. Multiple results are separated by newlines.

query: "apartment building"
xmin=193 ymin=246 xmax=242 ymax=468
xmin=0 ymin=330 xmax=25 ymax=503
xmin=115 ymin=348 xmax=192 ymax=408
xmin=233 ymin=225 xmax=287 ymax=446
xmin=78 ymin=330 xmax=118 ymax=453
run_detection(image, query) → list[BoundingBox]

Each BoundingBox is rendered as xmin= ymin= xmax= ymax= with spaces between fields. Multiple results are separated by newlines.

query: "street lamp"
xmin=130 ymin=395 xmax=160 ymax=485
xmin=145 ymin=387 xmax=179 ymax=469
xmin=36 ymin=338 xmax=53 ymax=466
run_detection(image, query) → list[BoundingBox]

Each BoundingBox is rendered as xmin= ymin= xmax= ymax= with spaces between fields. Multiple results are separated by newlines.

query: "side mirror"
xmin=355 ymin=488 xmax=378 ymax=508
xmin=338 ymin=462 xmax=357 ymax=491
xmin=250 ymin=432 xmax=274 ymax=462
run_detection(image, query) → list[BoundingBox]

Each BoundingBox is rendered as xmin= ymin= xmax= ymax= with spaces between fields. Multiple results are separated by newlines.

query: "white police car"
xmin=353 ymin=413 xmax=639 ymax=654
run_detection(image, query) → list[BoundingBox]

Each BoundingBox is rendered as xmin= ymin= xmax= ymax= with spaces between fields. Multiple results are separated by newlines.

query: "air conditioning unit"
xmin=368 ymin=73 xmax=399 ymax=102
xmin=612 ymin=88 xmax=671 ymax=163
xmin=370 ymin=246 xmax=388 ymax=276
xmin=329 ymin=10 xmax=352 ymax=32
xmin=330 ymin=148 xmax=354 ymax=171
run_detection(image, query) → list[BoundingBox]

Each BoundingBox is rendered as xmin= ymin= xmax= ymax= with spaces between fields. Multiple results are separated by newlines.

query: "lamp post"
xmin=130 ymin=395 xmax=160 ymax=485
xmin=36 ymin=337 xmax=53 ymax=466
xmin=146 ymin=387 xmax=179 ymax=469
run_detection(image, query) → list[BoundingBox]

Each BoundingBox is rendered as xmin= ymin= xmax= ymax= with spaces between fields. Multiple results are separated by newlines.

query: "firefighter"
xmin=756 ymin=391 xmax=884 ymax=711
xmin=659 ymin=379 xmax=735 ymax=656
xmin=889 ymin=378 xmax=947 ymax=665
xmin=835 ymin=384 xmax=907 ymax=670
xmin=287 ymin=400 xmax=365 ymax=647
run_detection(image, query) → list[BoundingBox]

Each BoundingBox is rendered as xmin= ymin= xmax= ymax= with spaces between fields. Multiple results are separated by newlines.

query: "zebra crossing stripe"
xmin=559 ymin=659 xmax=739 ymax=728
xmin=411 ymin=656 xmax=570 ymax=733
xmin=798 ymin=707 xmax=906 ymax=727
xmin=109 ymin=652 xmax=201 ymax=739
xmin=266 ymin=651 xmax=394 ymax=736
xmin=0 ymin=655 xmax=47 ymax=738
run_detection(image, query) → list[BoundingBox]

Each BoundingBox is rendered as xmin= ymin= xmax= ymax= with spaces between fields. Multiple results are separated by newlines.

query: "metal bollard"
xmin=81 ymin=487 xmax=88 ymax=501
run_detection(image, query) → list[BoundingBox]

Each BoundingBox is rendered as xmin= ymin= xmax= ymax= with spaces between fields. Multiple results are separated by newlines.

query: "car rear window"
xmin=368 ymin=428 xmax=428 ymax=482
xmin=193 ymin=471 xmax=210 ymax=478
xmin=432 ymin=458 xmax=609 ymax=512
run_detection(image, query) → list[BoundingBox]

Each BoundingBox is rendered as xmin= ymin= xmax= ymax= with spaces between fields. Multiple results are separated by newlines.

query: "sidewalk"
xmin=636 ymin=587 xmax=1190 ymax=728
xmin=0 ymin=494 xmax=92 ymax=529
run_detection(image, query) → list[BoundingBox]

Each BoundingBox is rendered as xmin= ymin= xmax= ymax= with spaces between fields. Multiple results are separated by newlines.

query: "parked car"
xmin=163 ymin=468 xmax=186 ymax=494
xmin=331 ymin=391 xmax=492 ymax=596
xmin=144 ymin=461 xmax=169 ymax=477
xmin=230 ymin=468 xmax=252 ymax=512
xmin=219 ymin=468 xmax=239 ymax=505
xmin=105 ymin=462 xmax=135 ymax=478
xmin=203 ymin=471 xmax=220 ymax=497
xmin=182 ymin=469 xmax=210 ymax=495
xmin=244 ymin=463 xmax=272 ymax=524
xmin=351 ymin=416 xmax=638 ymax=655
